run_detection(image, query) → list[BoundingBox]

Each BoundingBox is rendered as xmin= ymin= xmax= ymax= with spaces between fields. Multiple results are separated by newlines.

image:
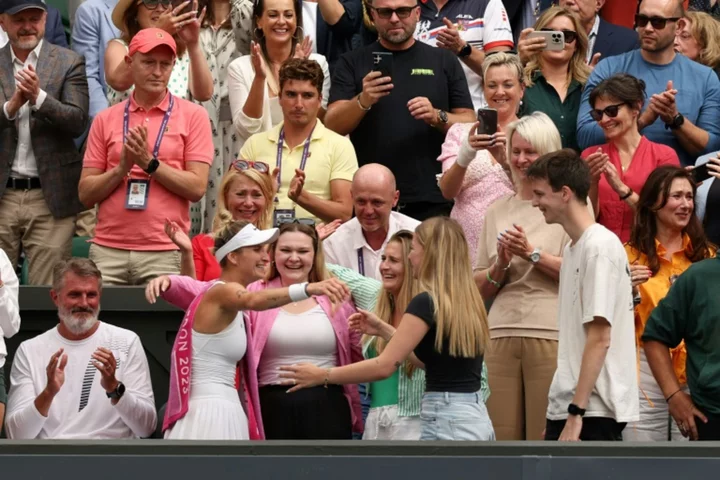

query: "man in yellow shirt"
xmin=239 ymin=59 xmax=358 ymax=225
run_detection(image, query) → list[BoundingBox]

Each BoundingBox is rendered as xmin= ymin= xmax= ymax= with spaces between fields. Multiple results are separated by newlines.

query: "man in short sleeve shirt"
xmin=78 ymin=29 xmax=212 ymax=285
xmin=415 ymin=0 xmax=514 ymax=110
xmin=326 ymin=0 xmax=476 ymax=221
xmin=527 ymin=150 xmax=638 ymax=441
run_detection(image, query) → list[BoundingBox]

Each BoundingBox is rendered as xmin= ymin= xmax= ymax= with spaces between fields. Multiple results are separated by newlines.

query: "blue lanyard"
xmin=357 ymin=248 xmax=365 ymax=276
xmin=275 ymin=126 xmax=315 ymax=197
xmin=123 ymin=93 xmax=175 ymax=163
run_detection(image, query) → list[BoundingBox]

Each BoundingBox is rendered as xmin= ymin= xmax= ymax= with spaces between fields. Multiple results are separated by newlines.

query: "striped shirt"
xmin=327 ymin=264 xmax=491 ymax=409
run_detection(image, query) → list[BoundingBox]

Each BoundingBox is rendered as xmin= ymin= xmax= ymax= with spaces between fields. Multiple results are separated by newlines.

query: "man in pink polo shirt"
xmin=78 ymin=28 xmax=212 ymax=285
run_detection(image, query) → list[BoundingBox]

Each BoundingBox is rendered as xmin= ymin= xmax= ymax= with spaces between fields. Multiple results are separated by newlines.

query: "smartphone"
xmin=692 ymin=163 xmax=713 ymax=183
xmin=477 ymin=108 xmax=498 ymax=135
xmin=527 ymin=30 xmax=565 ymax=51
xmin=372 ymin=52 xmax=393 ymax=78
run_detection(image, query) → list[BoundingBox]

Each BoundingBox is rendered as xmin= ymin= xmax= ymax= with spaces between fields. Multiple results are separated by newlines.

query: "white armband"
xmin=289 ymin=282 xmax=310 ymax=302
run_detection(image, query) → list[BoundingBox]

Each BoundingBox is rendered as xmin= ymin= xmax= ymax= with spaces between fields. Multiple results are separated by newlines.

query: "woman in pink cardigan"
xmin=148 ymin=222 xmax=363 ymax=439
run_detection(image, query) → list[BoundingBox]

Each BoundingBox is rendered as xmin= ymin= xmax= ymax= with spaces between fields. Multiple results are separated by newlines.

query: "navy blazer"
xmin=593 ymin=18 xmax=639 ymax=60
xmin=315 ymin=0 xmax=362 ymax=72
xmin=46 ymin=5 xmax=69 ymax=49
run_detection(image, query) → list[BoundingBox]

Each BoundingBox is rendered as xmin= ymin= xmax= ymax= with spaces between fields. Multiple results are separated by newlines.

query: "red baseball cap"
xmin=128 ymin=28 xmax=177 ymax=57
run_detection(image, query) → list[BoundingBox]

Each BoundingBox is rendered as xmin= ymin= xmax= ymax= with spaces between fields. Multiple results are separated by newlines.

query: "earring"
xmin=254 ymin=27 xmax=264 ymax=39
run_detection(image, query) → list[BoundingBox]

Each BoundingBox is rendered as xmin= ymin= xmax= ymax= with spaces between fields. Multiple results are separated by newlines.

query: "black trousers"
xmin=697 ymin=412 xmax=720 ymax=440
xmin=397 ymin=201 xmax=453 ymax=222
xmin=545 ymin=417 xmax=626 ymax=441
xmin=260 ymin=385 xmax=352 ymax=440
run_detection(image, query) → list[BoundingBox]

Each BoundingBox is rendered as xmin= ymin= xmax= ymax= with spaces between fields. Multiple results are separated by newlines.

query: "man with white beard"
xmin=5 ymin=258 xmax=156 ymax=439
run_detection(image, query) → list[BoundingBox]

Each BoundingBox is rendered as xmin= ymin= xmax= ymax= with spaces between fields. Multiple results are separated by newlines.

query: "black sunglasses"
xmin=140 ymin=0 xmax=173 ymax=9
xmin=539 ymin=28 xmax=578 ymax=44
xmin=590 ymin=102 xmax=627 ymax=122
xmin=369 ymin=5 xmax=416 ymax=19
xmin=634 ymin=14 xmax=680 ymax=29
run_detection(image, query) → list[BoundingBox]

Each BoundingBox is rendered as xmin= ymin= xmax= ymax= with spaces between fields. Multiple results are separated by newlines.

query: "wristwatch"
xmin=144 ymin=157 xmax=160 ymax=175
xmin=106 ymin=382 xmax=126 ymax=400
xmin=529 ymin=247 xmax=542 ymax=264
xmin=567 ymin=403 xmax=586 ymax=417
xmin=458 ymin=43 xmax=472 ymax=58
xmin=665 ymin=113 xmax=684 ymax=130
xmin=437 ymin=110 xmax=449 ymax=125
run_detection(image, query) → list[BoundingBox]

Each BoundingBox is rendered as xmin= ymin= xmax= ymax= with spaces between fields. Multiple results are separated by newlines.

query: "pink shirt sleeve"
xmin=655 ymin=144 xmax=681 ymax=167
xmin=83 ymin=112 xmax=108 ymax=170
xmin=184 ymin=106 xmax=214 ymax=165
xmin=438 ymin=123 xmax=469 ymax=173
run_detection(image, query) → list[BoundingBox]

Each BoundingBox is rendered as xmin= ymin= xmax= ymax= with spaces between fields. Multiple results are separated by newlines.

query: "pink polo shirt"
xmin=84 ymin=91 xmax=213 ymax=251
xmin=582 ymin=136 xmax=680 ymax=243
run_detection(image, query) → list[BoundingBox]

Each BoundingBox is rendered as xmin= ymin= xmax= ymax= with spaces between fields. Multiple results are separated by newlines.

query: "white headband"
xmin=215 ymin=224 xmax=279 ymax=262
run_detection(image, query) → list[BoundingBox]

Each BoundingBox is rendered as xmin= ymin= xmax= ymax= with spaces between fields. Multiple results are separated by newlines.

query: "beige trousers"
xmin=89 ymin=243 xmax=181 ymax=285
xmin=485 ymin=337 xmax=558 ymax=440
xmin=0 ymin=189 xmax=75 ymax=285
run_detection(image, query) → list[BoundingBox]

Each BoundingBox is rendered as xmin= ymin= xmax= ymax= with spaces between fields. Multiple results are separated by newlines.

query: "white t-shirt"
xmin=0 ymin=30 xmax=8 ymax=48
xmin=5 ymin=322 xmax=157 ymax=439
xmin=323 ymin=211 xmax=420 ymax=281
xmin=546 ymin=223 xmax=639 ymax=423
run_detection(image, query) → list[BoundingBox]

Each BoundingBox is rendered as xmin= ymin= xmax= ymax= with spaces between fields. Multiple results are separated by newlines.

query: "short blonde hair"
xmin=683 ymin=11 xmax=720 ymax=70
xmin=524 ymin=7 xmax=591 ymax=87
xmin=505 ymin=112 xmax=562 ymax=189
xmin=481 ymin=52 xmax=524 ymax=86
xmin=212 ymin=166 xmax=274 ymax=233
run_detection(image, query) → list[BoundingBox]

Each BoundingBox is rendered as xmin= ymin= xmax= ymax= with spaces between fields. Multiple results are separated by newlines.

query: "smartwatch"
xmin=529 ymin=247 xmax=542 ymax=264
xmin=567 ymin=403 xmax=586 ymax=417
xmin=665 ymin=113 xmax=684 ymax=130
xmin=458 ymin=43 xmax=472 ymax=58
xmin=106 ymin=382 xmax=126 ymax=400
xmin=144 ymin=157 xmax=160 ymax=175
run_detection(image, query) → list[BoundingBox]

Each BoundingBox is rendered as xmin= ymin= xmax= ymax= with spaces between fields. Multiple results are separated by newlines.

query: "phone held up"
xmin=692 ymin=163 xmax=713 ymax=183
xmin=372 ymin=52 xmax=393 ymax=78
xmin=476 ymin=108 xmax=498 ymax=135
xmin=527 ymin=30 xmax=566 ymax=51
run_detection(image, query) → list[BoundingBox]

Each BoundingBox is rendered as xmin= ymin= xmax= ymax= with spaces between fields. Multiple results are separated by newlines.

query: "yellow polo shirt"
xmin=239 ymin=120 xmax=358 ymax=222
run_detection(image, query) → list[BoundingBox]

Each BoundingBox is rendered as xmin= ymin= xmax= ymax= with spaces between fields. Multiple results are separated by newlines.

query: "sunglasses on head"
xmin=230 ymin=159 xmax=270 ymax=174
xmin=277 ymin=218 xmax=316 ymax=227
xmin=539 ymin=28 xmax=578 ymax=44
xmin=140 ymin=0 xmax=173 ymax=10
xmin=369 ymin=5 xmax=416 ymax=19
xmin=590 ymin=102 xmax=627 ymax=122
xmin=634 ymin=14 xmax=680 ymax=30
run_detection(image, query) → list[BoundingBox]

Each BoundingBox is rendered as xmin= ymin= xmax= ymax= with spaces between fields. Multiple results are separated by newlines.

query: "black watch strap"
xmin=567 ymin=403 xmax=586 ymax=417
xmin=458 ymin=43 xmax=472 ymax=58
xmin=665 ymin=113 xmax=684 ymax=130
xmin=106 ymin=382 xmax=126 ymax=400
xmin=144 ymin=158 xmax=160 ymax=175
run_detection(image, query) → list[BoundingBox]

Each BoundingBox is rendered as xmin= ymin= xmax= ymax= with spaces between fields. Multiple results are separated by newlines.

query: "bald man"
xmin=323 ymin=164 xmax=420 ymax=281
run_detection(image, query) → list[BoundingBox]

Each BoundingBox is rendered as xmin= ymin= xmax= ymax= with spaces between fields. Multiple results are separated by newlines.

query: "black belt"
xmin=6 ymin=177 xmax=41 ymax=189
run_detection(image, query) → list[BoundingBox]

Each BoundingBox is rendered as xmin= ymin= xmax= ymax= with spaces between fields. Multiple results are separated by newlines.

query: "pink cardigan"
xmin=161 ymin=275 xmax=365 ymax=435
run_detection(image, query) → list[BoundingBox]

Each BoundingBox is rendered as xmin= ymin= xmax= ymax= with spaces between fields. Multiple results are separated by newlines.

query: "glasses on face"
xmin=590 ymin=102 xmax=627 ymax=122
xmin=634 ymin=14 xmax=680 ymax=30
xmin=539 ymin=28 xmax=578 ymax=44
xmin=369 ymin=5 xmax=416 ymax=20
xmin=230 ymin=159 xmax=270 ymax=174
xmin=140 ymin=0 xmax=173 ymax=10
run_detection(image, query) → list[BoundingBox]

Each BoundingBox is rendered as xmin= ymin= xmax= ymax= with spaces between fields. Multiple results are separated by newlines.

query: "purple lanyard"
xmin=123 ymin=93 xmax=174 ymax=163
xmin=275 ymin=126 xmax=315 ymax=197
xmin=357 ymin=248 xmax=365 ymax=276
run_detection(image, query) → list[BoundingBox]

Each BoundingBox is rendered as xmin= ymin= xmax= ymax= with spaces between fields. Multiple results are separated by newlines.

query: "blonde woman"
xmin=473 ymin=112 xmax=569 ymax=441
xmin=437 ymin=53 xmax=520 ymax=259
xmin=281 ymin=217 xmax=495 ymax=441
xmin=520 ymin=7 xmax=591 ymax=151
xmin=675 ymin=11 xmax=720 ymax=77
xmin=166 ymin=160 xmax=275 ymax=280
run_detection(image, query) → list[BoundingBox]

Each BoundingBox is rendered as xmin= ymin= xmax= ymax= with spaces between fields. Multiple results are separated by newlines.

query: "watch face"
xmin=439 ymin=111 xmax=449 ymax=123
xmin=117 ymin=382 xmax=126 ymax=396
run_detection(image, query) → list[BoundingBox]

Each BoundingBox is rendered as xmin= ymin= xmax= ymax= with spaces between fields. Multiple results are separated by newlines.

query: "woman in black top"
xmin=280 ymin=217 xmax=494 ymax=440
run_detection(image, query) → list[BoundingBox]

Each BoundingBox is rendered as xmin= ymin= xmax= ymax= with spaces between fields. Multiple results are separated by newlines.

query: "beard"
xmin=379 ymin=24 xmax=414 ymax=45
xmin=12 ymin=31 xmax=41 ymax=51
xmin=59 ymin=305 xmax=100 ymax=335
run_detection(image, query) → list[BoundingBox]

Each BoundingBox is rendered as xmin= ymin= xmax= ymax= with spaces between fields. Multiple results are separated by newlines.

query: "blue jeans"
xmin=420 ymin=391 xmax=496 ymax=441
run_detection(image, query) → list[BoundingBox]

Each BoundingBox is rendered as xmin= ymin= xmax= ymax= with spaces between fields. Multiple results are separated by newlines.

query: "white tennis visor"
xmin=215 ymin=224 xmax=280 ymax=262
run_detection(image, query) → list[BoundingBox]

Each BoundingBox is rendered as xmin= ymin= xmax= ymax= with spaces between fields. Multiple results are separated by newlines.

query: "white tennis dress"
xmin=164 ymin=307 xmax=249 ymax=440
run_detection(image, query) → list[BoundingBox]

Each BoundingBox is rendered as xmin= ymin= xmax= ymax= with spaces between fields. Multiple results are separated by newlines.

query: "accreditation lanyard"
xmin=357 ymin=248 xmax=365 ymax=276
xmin=275 ymin=126 xmax=315 ymax=200
xmin=123 ymin=93 xmax=175 ymax=167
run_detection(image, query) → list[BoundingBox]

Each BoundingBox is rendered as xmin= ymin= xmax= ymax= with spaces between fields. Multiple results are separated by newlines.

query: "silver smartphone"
xmin=527 ymin=30 xmax=566 ymax=51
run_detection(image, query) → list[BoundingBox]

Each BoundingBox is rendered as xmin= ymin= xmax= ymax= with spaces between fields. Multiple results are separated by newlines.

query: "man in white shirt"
xmin=5 ymin=258 xmax=157 ymax=439
xmin=323 ymin=163 xmax=420 ymax=281
xmin=527 ymin=149 xmax=638 ymax=441
xmin=0 ymin=247 xmax=21 ymax=431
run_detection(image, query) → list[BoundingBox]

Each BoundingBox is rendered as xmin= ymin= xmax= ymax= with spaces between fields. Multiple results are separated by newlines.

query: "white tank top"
xmin=191 ymin=311 xmax=247 ymax=389
xmin=258 ymin=305 xmax=338 ymax=386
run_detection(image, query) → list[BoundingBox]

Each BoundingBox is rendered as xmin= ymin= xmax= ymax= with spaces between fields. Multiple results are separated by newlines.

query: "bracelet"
xmin=357 ymin=94 xmax=371 ymax=111
xmin=288 ymin=282 xmax=310 ymax=302
xmin=666 ymin=388 xmax=682 ymax=403
xmin=486 ymin=270 xmax=502 ymax=289
xmin=324 ymin=368 xmax=332 ymax=389
xmin=619 ymin=188 xmax=634 ymax=201
xmin=496 ymin=259 xmax=511 ymax=271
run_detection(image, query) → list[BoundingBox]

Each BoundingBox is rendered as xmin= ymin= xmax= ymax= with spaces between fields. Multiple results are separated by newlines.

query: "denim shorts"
xmin=420 ymin=391 xmax=496 ymax=441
